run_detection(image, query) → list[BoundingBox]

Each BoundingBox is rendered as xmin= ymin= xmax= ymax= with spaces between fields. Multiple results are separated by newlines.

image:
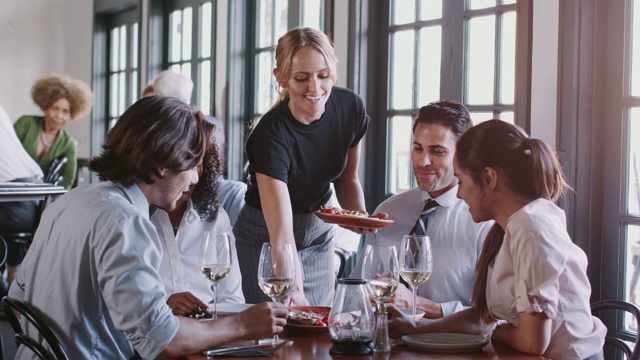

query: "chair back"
xmin=43 ymin=156 xmax=68 ymax=185
xmin=591 ymin=299 xmax=640 ymax=360
xmin=1 ymin=296 xmax=69 ymax=360
xmin=0 ymin=236 xmax=7 ymax=268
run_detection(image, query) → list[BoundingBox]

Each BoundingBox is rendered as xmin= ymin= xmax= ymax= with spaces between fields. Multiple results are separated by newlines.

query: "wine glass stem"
xmin=211 ymin=283 xmax=218 ymax=320
xmin=412 ymin=287 xmax=417 ymax=319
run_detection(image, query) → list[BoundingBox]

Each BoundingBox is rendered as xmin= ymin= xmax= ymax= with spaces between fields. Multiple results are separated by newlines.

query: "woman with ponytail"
xmin=388 ymin=120 xmax=605 ymax=359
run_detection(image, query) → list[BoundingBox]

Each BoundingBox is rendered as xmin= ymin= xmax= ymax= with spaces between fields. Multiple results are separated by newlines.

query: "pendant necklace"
xmin=41 ymin=131 xmax=53 ymax=148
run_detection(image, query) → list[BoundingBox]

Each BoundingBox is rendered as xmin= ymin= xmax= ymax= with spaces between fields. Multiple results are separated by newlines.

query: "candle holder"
xmin=328 ymin=279 xmax=374 ymax=356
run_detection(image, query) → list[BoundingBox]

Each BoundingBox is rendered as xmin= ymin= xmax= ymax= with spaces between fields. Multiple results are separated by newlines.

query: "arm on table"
xmin=491 ymin=311 xmax=551 ymax=356
xmin=387 ymin=305 xmax=494 ymax=339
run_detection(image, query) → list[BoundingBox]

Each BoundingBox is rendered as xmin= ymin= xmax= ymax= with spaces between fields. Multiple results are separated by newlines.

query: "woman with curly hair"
xmin=150 ymin=119 xmax=245 ymax=317
xmin=14 ymin=73 xmax=94 ymax=189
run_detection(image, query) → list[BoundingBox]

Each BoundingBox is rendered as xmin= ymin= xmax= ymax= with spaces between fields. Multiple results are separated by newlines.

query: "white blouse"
xmin=486 ymin=198 xmax=605 ymax=359
xmin=150 ymin=201 xmax=245 ymax=305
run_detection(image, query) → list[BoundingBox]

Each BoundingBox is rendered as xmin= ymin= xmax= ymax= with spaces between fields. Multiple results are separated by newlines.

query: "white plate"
xmin=398 ymin=308 xmax=425 ymax=321
xmin=215 ymin=303 xmax=253 ymax=316
xmin=401 ymin=333 xmax=489 ymax=352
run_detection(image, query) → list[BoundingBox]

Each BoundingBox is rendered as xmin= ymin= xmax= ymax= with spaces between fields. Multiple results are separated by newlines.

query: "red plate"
xmin=285 ymin=306 xmax=331 ymax=335
xmin=315 ymin=212 xmax=394 ymax=230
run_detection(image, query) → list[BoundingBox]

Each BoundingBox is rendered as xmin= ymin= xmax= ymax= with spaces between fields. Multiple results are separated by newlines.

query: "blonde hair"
xmin=31 ymin=73 xmax=94 ymax=120
xmin=272 ymin=27 xmax=338 ymax=107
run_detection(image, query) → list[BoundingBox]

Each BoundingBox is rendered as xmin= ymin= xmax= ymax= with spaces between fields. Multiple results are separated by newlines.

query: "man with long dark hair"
xmin=9 ymin=96 xmax=287 ymax=359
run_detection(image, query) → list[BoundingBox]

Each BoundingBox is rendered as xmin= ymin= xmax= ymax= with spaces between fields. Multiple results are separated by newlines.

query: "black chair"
xmin=43 ymin=156 xmax=68 ymax=185
xmin=1 ymin=297 xmax=68 ymax=360
xmin=591 ymin=299 xmax=640 ymax=360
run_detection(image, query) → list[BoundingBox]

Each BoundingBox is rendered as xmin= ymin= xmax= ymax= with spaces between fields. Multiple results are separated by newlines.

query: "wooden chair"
xmin=1 ymin=297 xmax=68 ymax=360
xmin=591 ymin=299 xmax=640 ymax=360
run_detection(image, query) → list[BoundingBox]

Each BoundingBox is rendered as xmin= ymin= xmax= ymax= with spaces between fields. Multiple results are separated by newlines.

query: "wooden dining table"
xmin=182 ymin=330 xmax=548 ymax=360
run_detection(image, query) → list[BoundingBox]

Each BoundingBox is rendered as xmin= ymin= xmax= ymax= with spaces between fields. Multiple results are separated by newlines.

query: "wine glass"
xmin=199 ymin=232 xmax=233 ymax=319
xmin=361 ymin=245 xmax=399 ymax=353
xmin=399 ymin=235 xmax=432 ymax=320
xmin=361 ymin=245 xmax=399 ymax=312
xmin=258 ymin=242 xmax=296 ymax=345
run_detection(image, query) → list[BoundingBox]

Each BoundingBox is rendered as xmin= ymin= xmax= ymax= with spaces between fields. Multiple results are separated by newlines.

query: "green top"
xmin=13 ymin=115 xmax=77 ymax=189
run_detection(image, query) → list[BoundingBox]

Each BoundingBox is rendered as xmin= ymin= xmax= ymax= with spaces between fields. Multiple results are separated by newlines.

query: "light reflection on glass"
xmin=388 ymin=116 xmax=413 ymax=194
xmin=418 ymin=26 xmax=441 ymax=106
xmin=420 ymin=0 xmax=442 ymax=21
xmin=391 ymin=30 xmax=415 ymax=110
xmin=466 ymin=15 xmax=496 ymax=105
xmin=393 ymin=0 xmax=415 ymax=25
xmin=499 ymin=12 xmax=516 ymax=105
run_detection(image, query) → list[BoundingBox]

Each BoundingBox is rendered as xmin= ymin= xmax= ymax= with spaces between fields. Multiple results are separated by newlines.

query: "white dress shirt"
xmin=487 ymin=198 xmax=605 ymax=359
xmin=150 ymin=201 xmax=245 ymax=304
xmin=0 ymin=104 xmax=42 ymax=182
xmin=10 ymin=182 xmax=178 ymax=359
xmin=350 ymin=185 xmax=492 ymax=316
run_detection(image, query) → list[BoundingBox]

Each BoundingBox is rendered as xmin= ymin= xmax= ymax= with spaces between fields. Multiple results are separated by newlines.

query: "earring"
xmin=275 ymin=82 xmax=281 ymax=94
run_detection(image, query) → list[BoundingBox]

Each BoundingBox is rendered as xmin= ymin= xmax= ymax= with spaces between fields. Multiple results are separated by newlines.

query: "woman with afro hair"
xmin=14 ymin=73 xmax=93 ymax=189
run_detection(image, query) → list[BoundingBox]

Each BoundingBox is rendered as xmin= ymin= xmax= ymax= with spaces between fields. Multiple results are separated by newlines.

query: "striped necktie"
xmin=412 ymin=199 xmax=439 ymax=236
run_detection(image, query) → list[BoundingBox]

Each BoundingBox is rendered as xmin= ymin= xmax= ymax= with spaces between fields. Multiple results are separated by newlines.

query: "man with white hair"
xmin=142 ymin=70 xmax=193 ymax=104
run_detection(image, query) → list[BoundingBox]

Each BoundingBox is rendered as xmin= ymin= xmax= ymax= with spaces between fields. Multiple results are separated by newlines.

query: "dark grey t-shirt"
xmin=245 ymin=86 xmax=369 ymax=213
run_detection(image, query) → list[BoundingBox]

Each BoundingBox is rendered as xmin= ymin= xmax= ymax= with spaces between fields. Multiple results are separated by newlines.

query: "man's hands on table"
xmin=384 ymin=283 xmax=443 ymax=318
xmin=233 ymin=302 xmax=288 ymax=339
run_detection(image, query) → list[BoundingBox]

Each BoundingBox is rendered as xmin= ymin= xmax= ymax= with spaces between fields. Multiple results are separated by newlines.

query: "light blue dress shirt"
xmin=350 ymin=185 xmax=492 ymax=316
xmin=150 ymin=201 xmax=245 ymax=304
xmin=10 ymin=182 xmax=179 ymax=359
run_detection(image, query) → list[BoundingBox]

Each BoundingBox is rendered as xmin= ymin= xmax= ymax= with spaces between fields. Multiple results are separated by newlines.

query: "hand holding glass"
xmin=399 ymin=235 xmax=432 ymax=320
xmin=258 ymin=243 xmax=296 ymax=344
xmin=199 ymin=232 xmax=233 ymax=319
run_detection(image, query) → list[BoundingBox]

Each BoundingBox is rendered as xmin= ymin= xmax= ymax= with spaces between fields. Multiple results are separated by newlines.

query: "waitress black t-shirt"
xmin=245 ymin=86 xmax=369 ymax=214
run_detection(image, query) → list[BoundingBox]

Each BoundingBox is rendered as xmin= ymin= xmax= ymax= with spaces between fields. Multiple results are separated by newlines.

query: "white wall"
xmin=0 ymin=0 xmax=93 ymax=158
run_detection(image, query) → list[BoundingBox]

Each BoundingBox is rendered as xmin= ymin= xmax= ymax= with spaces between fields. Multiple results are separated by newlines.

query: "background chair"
xmin=43 ymin=156 xmax=67 ymax=186
xmin=591 ymin=299 xmax=640 ymax=360
xmin=1 ymin=297 xmax=68 ymax=360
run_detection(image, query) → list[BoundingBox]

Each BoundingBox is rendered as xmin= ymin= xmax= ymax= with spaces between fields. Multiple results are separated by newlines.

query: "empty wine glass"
xmin=258 ymin=242 xmax=296 ymax=345
xmin=399 ymin=235 xmax=432 ymax=320
xmin=199 ymin=232 xmax=233 ymax=319
xmin=361 ymin=244 xmax=399 ymax=353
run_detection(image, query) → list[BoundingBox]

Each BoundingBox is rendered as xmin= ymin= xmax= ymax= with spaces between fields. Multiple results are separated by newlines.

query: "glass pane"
xmin=469 ymin=111 xmax=493 ymax=125
xmin=132 ymin=23 xmax=139 ymax=69
xmin=499 ymin=11 xmax=516 ymax=104
xmin=170 ymin=63 xmax=181 ymax=73
xmin=257 ymin=0 xmax=275 ymax=48
xmin=182 ymin=7 xmax=193 ymax=61
xmin=626 ymin=224 xmax=640 ymax=332
xmin=181 ymin=63 xmax=191 ymax=80
xmin=257 ymin=51 xmax=276 ymax=114
xmin=466 ymin=15 xmax=496 ymax=105
xmin=201 ymin=2 xmax=212 ymax=58
xmin=131 ymin=70 xmax=138 ymax=105
xmin=119 ymin=72 xmax=125 ymax=115
xmin=628 ymin=108 xmax=640 ymax=215
xmin=119 ymin=25 xmax=127 ymax=71
xmin=199 ymin=60 xmax=212 ymax=115
xmin=274 ymin=0 xmax=288 ymax=42
xmin=502 ymin=0 xmax=516 ymax=5
xmin=420 ymin=0 xmax=442 ymax=21
xmin=468 ymin=0 xmax=496 ymax=10
xmin=170 ymin=10 xmax=182 ymax=62
xmin=393 ymin=0 xmax=415 ymax=25
xmin=110 ymin=28 xmax=119 ymax=72
xmin=388 ymin=116 xmax=413 ymax=194
xmin=418 ymin=26 xmax=441 ymax=106
xmin=302 ymin=0 xmax=323 ymax=29
xmin=109 ymin=74 xmax=118 ymax=117
xmin=391 ymin=30 xmax=415 ymax=109
xmin=632 ymin=0 xmax=640 ymax=96
xmin=498 ymin=111 xmax=514 ymax=123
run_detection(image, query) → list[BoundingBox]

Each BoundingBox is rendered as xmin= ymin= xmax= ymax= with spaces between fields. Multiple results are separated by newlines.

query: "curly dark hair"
xmin=89 ymin=96 xmax=208 ymax=186
xmin=191 ymin=119 xmax=223 ymax=222
xmin=31 ymin=73 xmax=93 ymax=120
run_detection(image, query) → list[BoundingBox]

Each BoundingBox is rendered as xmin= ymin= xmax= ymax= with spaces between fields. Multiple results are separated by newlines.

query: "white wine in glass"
xmin=258 ymin=242 xmax=296 ymax=345
xmin=399 ymin=235 xmax=432 ymax=320
xmin=199 ymin=232 xmax=233 ymax=319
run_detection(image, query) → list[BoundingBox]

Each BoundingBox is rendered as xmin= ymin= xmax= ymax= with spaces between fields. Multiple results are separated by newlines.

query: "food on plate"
xmin=287 ymin=306 xmax=330 ymax=327
xmin=320 ymin=207 xmax=368 ymax=217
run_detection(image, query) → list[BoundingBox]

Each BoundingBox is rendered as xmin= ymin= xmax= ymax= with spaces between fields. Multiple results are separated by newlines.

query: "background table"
xmin=183 ymin=331 xmax=548 ymax=360
xmin=0 ymin=182 xmax=66 ymax=202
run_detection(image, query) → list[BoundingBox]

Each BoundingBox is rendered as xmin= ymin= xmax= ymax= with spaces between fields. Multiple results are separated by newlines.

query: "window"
xmin=381 ymin=0 xmax=528 ymax=195
xmin=167 ymin=1 xmax=215 ymax=114
xmin=106 ymin=11 xmax=139 ymax=130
